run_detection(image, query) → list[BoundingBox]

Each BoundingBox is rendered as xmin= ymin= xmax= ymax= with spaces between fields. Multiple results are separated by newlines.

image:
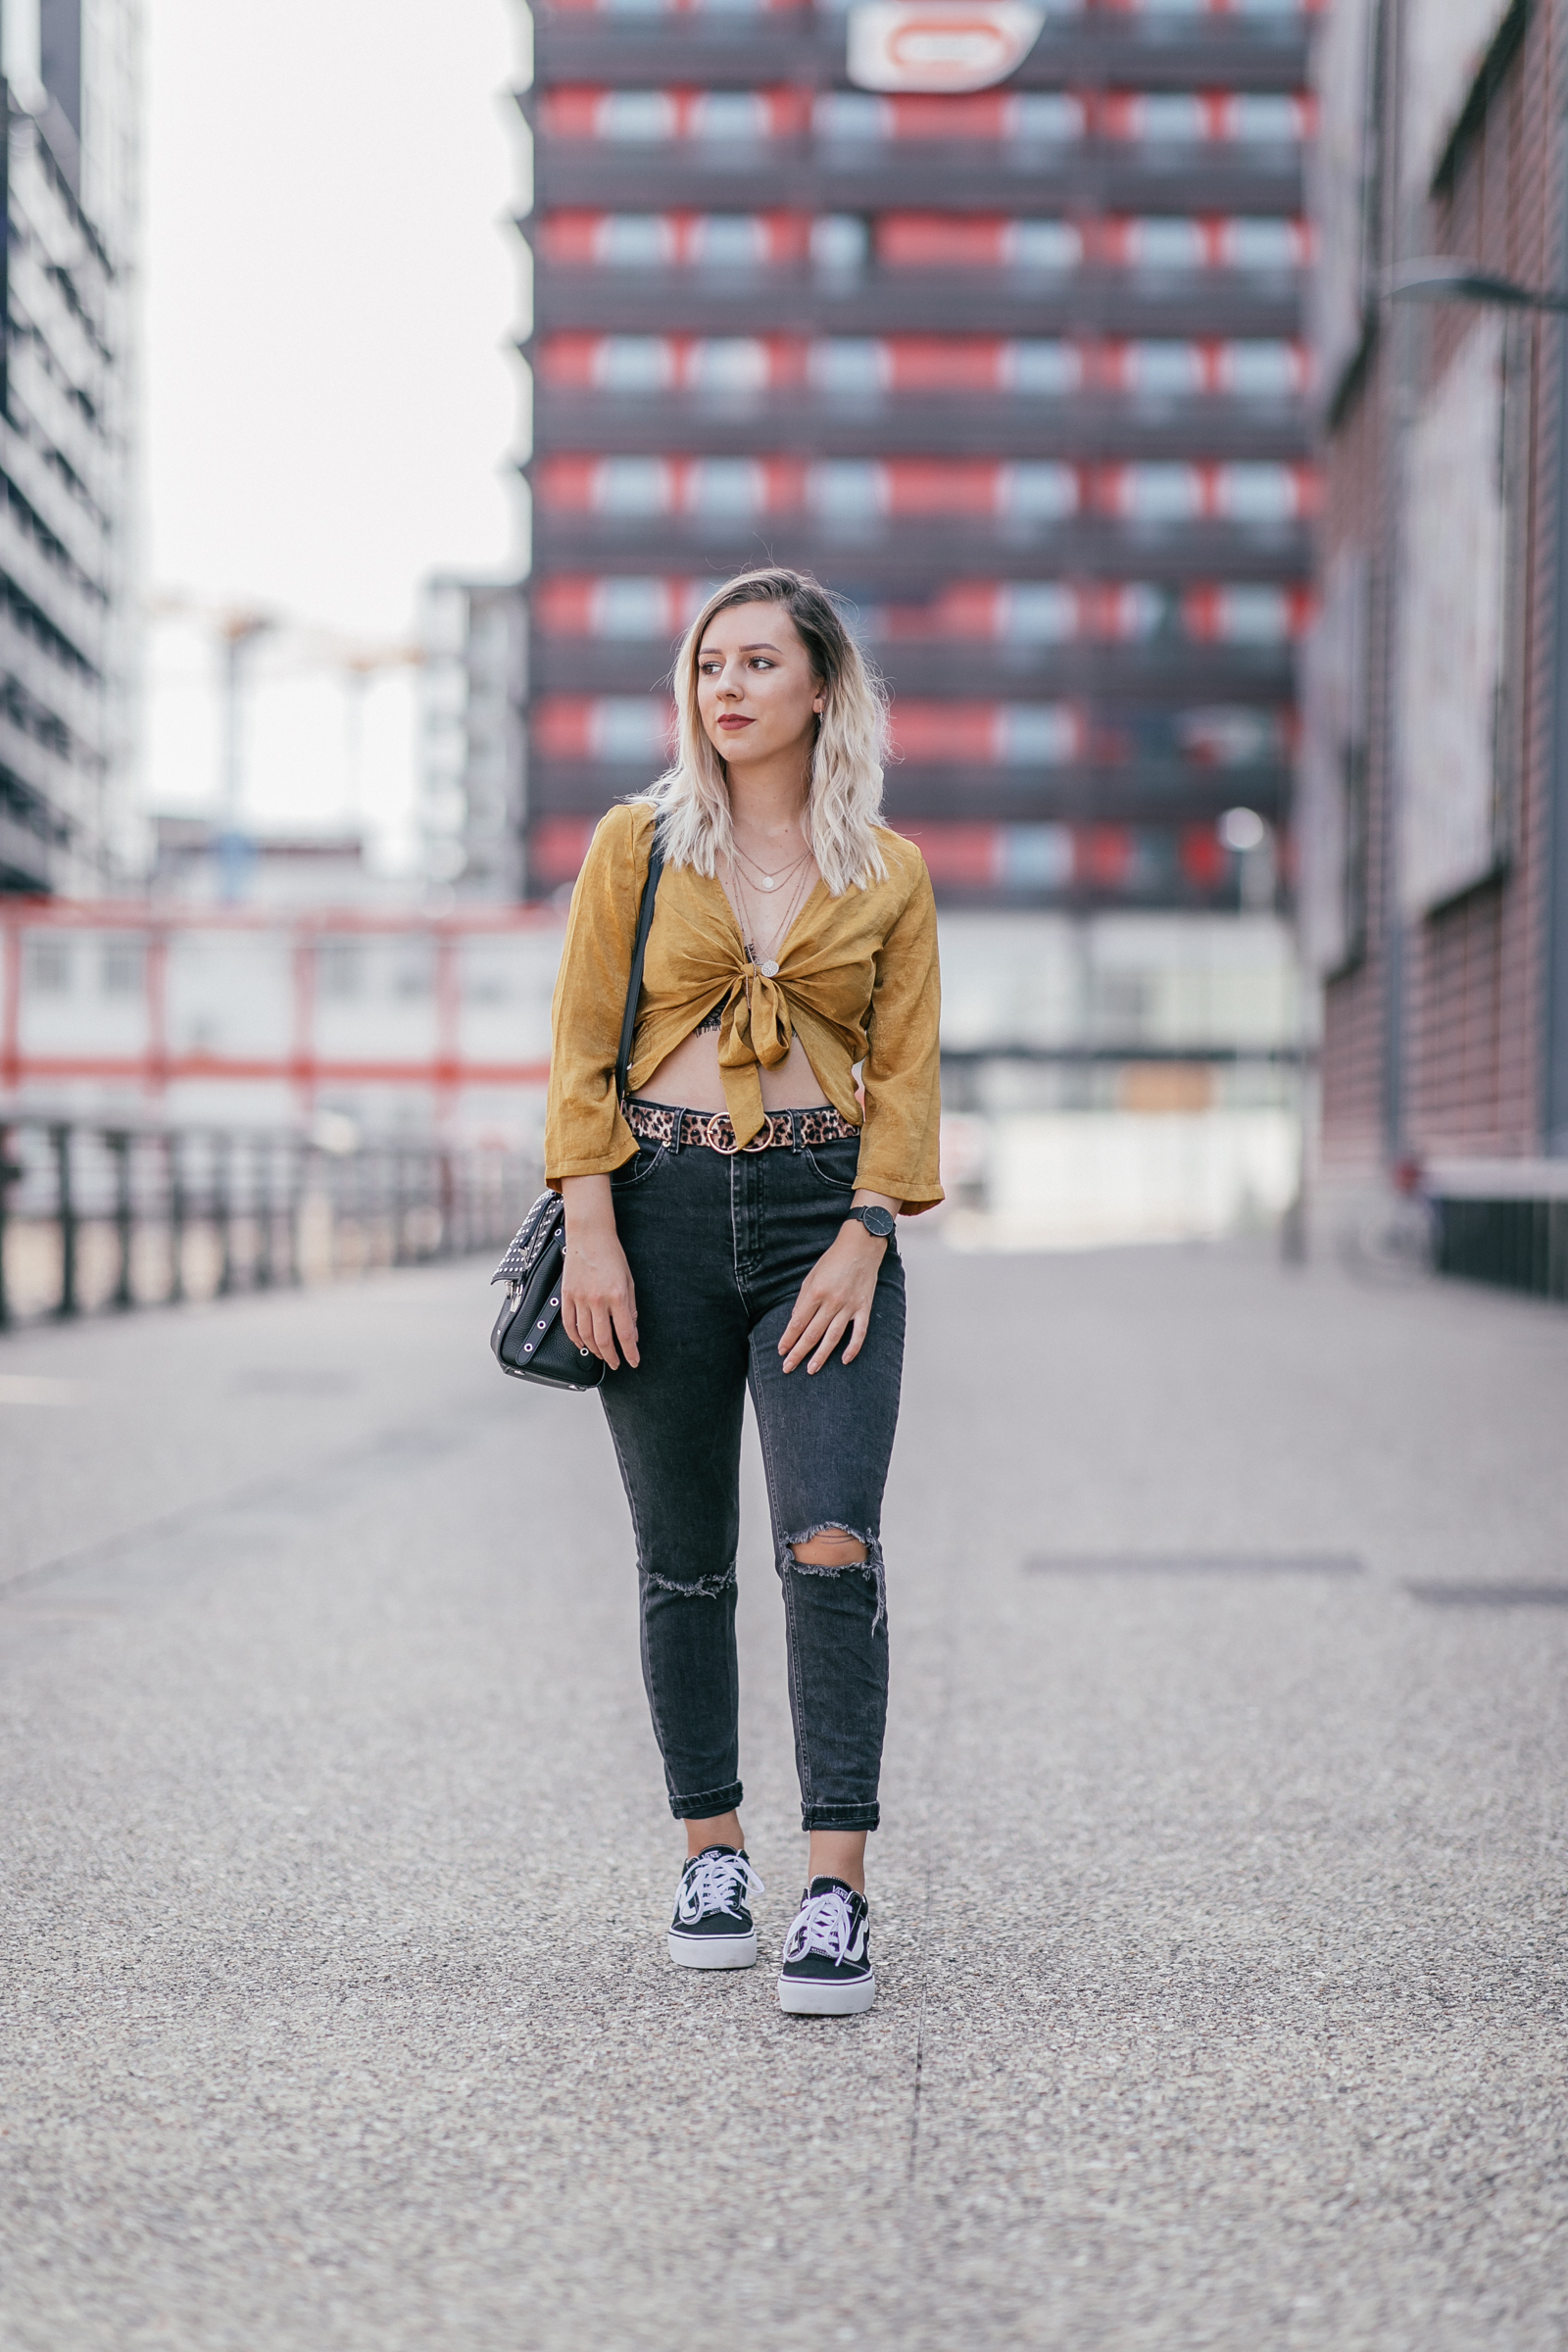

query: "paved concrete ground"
xmin=1 ymin=1233 xmax=1564 ymax=2352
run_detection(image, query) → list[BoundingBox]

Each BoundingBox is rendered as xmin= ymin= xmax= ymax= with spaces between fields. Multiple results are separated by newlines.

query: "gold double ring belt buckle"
xmin=702 ymin=1111 xmax=776 ymax=1155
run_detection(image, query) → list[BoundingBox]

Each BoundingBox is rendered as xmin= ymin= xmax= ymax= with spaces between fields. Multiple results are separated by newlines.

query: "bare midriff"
xmin=636 ymin=1025 xmax=830 ymax=1114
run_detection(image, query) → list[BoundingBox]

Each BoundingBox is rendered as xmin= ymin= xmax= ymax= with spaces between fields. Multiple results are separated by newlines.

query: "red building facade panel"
xmin=519 ymin=0 xmax=1316 ymax=908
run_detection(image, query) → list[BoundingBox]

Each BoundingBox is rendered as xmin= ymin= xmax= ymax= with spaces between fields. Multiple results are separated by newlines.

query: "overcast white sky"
xmin=142 ymin=0 xmax=521 ymax=864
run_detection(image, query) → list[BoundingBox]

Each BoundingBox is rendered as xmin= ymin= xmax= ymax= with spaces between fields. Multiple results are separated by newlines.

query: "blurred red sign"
xmin=846 ymin=2 xmax=1044 ymax=94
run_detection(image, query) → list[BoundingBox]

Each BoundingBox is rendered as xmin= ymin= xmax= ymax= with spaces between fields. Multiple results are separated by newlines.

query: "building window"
xmin=25 ymin=937 xmax=72 ymax=993
xmin=101 ymin=938 xmax=144 ymax=995
xmin=318 ymin=939 xmax=364 ymax=1001
xmin=392 ymin=943 xmax=434 ymax=1000
xmin=810 ymin=215 xmax=868 ymax=273
xmin=462 ymin=948 xmax=514 ymax=1006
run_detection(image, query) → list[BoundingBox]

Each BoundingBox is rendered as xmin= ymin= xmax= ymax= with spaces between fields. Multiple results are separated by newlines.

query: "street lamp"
xmin=1385 ymin=257 xmax=1568 ymax=313
xmin=1219 ymin=807 xmax=1274 ymax=913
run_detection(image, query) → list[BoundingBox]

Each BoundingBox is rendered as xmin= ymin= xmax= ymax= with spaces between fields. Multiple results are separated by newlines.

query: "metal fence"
xmin=1434 ymin=1195 xmax=1568 ymax=1304
xmin=0 ymin=1118 xmax=534 ymax=1330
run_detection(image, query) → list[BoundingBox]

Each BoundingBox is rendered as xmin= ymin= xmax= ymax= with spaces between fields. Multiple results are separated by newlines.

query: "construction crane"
xmin=148 ymin=592 xmax=425 ymax=899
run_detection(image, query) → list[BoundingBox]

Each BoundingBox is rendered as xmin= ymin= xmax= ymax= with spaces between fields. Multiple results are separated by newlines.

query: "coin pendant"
xmin=760 ymin=875 xmax=776 ymax=889
xmin=760 ymin=958 xmax=780 ymax=978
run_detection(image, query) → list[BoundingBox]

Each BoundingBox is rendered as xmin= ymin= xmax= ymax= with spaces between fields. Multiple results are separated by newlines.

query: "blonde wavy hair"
xmin=636 ymin=567 xmax=890 ymax=897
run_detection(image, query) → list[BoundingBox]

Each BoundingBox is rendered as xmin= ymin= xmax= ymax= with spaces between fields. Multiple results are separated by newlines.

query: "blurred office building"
xmin=1302 ymin=0 xmax=1568 ymax=1291
xmin=513 ymin=0 xmax=1317 ymax=1241
xmin=418 ymin=573 xmax=530 ymax=901
xmin=0 ymin=0 xmax=141 ymax=897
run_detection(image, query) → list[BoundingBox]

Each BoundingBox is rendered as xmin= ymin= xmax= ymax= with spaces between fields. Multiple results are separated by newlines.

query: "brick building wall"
xmin=1316 ymin=0 xmax=1568 ymax=1171
xmin=1317 ymin=322 xmax=1394 ymax=1164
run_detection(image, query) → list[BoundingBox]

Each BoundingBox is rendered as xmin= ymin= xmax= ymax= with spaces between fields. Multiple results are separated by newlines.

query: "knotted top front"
xmin=545 ymin=803 xmax=945 ymax=1211
xmin=713 ymin=960 xmax=796 ymax=1140
xmin=622 ymin=853 xmax=863 ymax=1146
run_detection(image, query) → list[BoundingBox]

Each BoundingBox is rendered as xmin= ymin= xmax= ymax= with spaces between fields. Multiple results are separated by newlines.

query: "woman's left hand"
xmin=779 ymin=1196 xmax=898 ymax=1374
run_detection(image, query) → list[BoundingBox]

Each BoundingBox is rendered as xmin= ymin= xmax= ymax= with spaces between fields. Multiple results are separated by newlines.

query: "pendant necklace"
xmin=729 ymin=825 xmax=810 ymax=896
xmin=733 ymin=849 xmax=809 ymax=896
xmin=737 ymin=855 xmax=814 ymax=979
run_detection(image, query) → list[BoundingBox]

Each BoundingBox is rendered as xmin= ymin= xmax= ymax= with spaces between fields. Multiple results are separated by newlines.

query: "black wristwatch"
xmin=846 ymin=1204 xmax=896 ymax=1242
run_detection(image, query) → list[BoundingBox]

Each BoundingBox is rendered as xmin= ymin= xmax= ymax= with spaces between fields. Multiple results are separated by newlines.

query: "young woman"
xmin=545 ymin=566 xmax=942 ymax=2015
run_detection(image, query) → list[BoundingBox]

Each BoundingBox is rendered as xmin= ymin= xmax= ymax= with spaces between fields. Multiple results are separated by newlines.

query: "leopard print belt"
xmin=625 ymin=1099 xmax=859 ymax=1156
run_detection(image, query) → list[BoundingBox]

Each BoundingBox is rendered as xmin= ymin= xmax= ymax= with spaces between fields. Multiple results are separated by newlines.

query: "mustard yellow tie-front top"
xmin=545 ymin=803 xmax=944 ymax=1212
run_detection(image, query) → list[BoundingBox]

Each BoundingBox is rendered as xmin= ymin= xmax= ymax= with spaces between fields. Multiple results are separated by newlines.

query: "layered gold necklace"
xmin=725 ymin=821 xmax=816 ymax=978
xmin=729 ymin=832 xmax=812 ymax=895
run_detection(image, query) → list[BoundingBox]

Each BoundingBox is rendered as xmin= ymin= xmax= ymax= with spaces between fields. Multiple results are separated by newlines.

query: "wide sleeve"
xmin=856 ymin=857 xmax=944 ymax=1212
xmin=544 ymin=806 xmax=651 ymax=1188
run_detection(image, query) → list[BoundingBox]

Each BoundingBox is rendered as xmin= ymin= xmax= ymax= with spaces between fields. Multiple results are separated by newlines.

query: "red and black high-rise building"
xmin=515 ymin=0 xmax=1318 ymax=909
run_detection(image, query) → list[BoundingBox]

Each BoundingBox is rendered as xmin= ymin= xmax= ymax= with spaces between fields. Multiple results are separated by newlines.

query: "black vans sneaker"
xmin=667 ymin=1845 xmax=764 ymax=1970
xmin=778 ymin=1877 xmax=875 ymax=2014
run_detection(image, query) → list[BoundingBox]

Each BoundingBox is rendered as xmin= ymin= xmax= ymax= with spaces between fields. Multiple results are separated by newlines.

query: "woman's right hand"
xmin=560 ymin=1174 xmax=640 ymax=1369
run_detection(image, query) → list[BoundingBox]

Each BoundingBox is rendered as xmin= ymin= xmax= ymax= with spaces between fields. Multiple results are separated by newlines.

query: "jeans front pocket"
xmin=611 ymin=1145 xmax=666 ymax=1192
xmin=803 ymin=1140 xmax=860 ymax=1192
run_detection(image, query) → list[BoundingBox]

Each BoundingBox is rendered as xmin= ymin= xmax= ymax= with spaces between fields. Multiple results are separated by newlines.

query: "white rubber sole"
xmin=778 ymin=1968 xmax=876 ymax=2015
xmin=668 ymin=1928 xmax=758 ymax=1970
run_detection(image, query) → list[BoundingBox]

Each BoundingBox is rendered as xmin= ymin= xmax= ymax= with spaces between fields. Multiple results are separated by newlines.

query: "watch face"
xmin=860 ymin=1206 xmax=896 ymax=1238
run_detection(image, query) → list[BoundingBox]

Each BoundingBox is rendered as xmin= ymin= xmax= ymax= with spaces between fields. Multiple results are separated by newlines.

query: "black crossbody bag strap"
xmin=613 ymin=838 xmax=665 ymax=1109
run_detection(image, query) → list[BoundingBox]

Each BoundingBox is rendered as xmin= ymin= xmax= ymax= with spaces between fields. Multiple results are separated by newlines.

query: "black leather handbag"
xmin=489 ymin=843 xmax=663 ymax=1391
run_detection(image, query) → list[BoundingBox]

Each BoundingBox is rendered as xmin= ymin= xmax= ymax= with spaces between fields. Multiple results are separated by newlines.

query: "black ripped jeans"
xmin=599 ymin=1109 xmax=906 ymax=1832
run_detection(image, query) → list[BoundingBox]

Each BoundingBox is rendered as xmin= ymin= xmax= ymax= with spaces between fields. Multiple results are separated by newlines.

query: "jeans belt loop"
xmin=789 ymin=1108 xmax=802 ymax=1152
xmin=669 ymin=1104 xmax=683 ymax=1157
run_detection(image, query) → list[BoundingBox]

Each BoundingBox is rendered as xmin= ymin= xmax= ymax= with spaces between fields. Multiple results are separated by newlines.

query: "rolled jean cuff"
xmin=801 ymin=1801 xmax=880 ymax=1833
xmin=669 ymin=1780 xmax=744 ymax=1822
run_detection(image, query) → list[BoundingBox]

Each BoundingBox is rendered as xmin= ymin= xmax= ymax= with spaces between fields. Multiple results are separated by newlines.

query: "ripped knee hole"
xmin=790 ymin=1527 xmax=867 ymax=1568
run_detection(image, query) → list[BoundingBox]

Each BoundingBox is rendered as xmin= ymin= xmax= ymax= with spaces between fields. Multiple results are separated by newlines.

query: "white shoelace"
xmin=783 ymin=1885 xmax=860 ymax=1966
xmin=676 ymin=1848 xmax=764 ymax=1926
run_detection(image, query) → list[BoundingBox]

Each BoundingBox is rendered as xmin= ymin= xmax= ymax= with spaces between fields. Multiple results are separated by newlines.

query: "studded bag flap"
xmin=489 ymin=1190 xmax=600 ymax=1389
